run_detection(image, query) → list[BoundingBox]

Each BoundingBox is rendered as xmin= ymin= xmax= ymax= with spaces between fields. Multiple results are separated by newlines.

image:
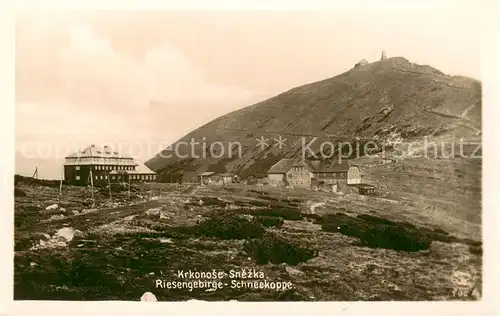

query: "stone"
xmin=145 ymin=207 xmax=162 ymax=216
xmin=140 ymin=292 xmax=158 ymax=302
xmin=309 ymin=202 xmax=325 ymax=214
xmin=124 ymin=215 xmax=137 ymax=221
xmin=285 ymin=266 xmax=305 ymax=277
xmin=55 ymin=227 xmax=76 ymax=242
xmin=45 ymin=204 xmax=59 ymax=211
xmin=73 ymin=229 xmax=85 ymax=238
xmin=159 ymin=211 xmax=170 ymax=220
xmin=49 ymin=214 xmax=65 ymax=220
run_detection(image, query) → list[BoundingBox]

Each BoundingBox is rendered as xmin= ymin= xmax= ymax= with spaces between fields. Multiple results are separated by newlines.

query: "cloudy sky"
xmin=15 ymin=9 xmax=483 ymax=179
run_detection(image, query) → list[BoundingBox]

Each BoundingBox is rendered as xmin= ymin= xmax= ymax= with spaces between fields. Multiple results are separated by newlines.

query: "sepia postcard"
xmin=2 ymin=2 xmax=500 ymax=315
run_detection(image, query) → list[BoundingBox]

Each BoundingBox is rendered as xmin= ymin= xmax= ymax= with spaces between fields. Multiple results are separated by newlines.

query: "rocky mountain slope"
xmin=145 ymin=57 xmax=481 ymax=182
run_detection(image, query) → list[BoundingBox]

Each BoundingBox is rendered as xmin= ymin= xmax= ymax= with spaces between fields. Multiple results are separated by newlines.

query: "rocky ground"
xmin=14 ymin=157 xmax=482 ymax=301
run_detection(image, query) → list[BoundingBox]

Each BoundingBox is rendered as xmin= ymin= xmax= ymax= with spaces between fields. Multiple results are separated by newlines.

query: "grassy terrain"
xmin=14 ymin=155 xmax=482 ymax=301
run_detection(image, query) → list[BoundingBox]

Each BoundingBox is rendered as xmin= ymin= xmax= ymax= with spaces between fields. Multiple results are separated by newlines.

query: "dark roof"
xmin=349 ymin=183 xmax=375 ymax=189
xmin=267 ymin=158 xmax=356 ymax=174
xmin=199 ymin=171 xmax=216 ymax=177
xmin=302 ymin=160 xmax=354 ymax=173
xmin=135 ymin=163 xmax=157 ymax=175
xmin=267 ymin=158 xmax=298 ymax=174
xmin=324 ymin=161 xmax=354 ymax=173
xmin=247 ymin=172 xmax=267 ymax=178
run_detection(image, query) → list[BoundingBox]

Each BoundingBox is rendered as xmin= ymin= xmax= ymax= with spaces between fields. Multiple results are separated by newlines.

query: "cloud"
xmin=15 ymin=16 xmax=263 ymax=178
xmin=17 ymin=18 xmax=260 ymax=116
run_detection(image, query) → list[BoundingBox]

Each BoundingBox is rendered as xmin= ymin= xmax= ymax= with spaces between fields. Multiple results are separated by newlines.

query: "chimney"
xmin=381 ymin=50 xmax=387 ymax=60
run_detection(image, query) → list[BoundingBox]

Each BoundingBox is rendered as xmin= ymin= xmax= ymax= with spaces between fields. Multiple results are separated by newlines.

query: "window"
xmin=76 ymin=175 xmax=80 ymax=180
xmin=76 ymin=166 xmax=80 ymax=171
xmin=95 ymin=175 xmax=98 ymax=180
xmin=100 ymin=175 xmax=103 ymax=180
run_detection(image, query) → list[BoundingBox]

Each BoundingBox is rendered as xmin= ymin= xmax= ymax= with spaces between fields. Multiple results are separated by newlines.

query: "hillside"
xmin=145 ymin=57 xmax=481 ymax=182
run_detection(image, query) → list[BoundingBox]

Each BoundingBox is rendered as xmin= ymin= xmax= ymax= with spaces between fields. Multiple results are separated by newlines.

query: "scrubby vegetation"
xmin=359 ymin=225 xmax=431 ymax=251
xmin=469 ymin=244 xmax=482 ymax=255
xmin=14 ymin=175 xmax=64 ymax=188
xmin=196 ymin=214 xmax=265 ymax=240
xmin=15 ymin=187 xmax=27 ymax=197
xmin=244 ymin=232 xmax=317 ymax=265
xmin=253 ymin=215 xmax=284 ymax=228
xmin=14 ymin=176 xmax=482 ymax=301
xmin=317 ymin=212 xmax=481 ymax=252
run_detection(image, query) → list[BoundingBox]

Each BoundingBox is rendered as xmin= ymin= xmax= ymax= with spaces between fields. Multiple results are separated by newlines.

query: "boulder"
xmin=45 ymin=204 xmax=59 ymax=211
xmin=309 ymin=202 xmax=325 ymax=214
xmin=54 ymin=227 xmax=82 ymax=242
xmin=49 ymin=214 xmax=65 ymax=220
xmin=285 ymin=266 xmax=305 ymax=277
xmin=140 ymin=292 xmax=158 ymax=302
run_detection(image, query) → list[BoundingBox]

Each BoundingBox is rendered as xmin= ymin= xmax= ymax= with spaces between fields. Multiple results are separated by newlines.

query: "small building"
xmin=63 ymin=144 xmax=156 ymax=186
xmin=266 ymin=158 xmax=362 ymax=193
xmin=266 ymin=159 xmax=297 ymax=187
xmin=350 ymin=183 xmax=376 ymax=195
xmin=218 ymin=173 xmax=235 ymax=184
xmin=197 ymin=171 xmax=216 ymax=185
xmin=197 ymin=172 xmax=235 ymax=185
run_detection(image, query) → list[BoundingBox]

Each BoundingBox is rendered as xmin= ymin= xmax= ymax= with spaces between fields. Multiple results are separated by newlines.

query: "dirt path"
xmin=22 ymin=199 xmax=168 ymax=233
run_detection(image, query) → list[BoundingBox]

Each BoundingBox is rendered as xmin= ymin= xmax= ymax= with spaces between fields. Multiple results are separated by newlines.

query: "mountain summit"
xmin=145 ymin=57 xmax=481 ymax=182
